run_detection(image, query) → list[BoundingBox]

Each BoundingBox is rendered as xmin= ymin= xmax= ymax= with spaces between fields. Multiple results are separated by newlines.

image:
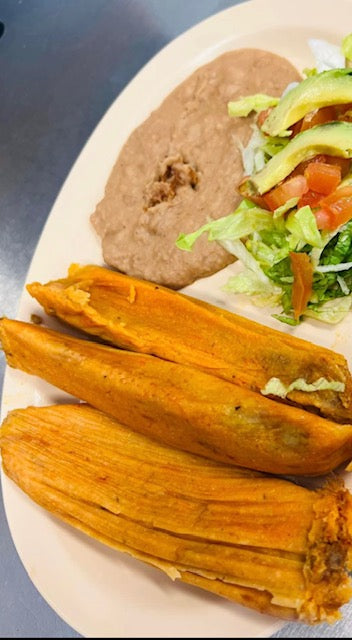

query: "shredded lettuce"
xmin=238 ymin=125 xmax=267 ymax=174
xmin=261 ymin=135 xmax=290 ymax=158
xmin=302 ymin=67 xmax=318 ymax=77
xmin=316 ymin=261 xmax=352 ymax=273
xmin=238 ymin=125 xmax=290 ymax=175
xmin=308 ymin=38 xmax=345 ymax=72
xmin=273 ymin=197 xmax=299 ymax=219
xmin=271 ymin=314 xmax=299 ymax=326
xmin=224 ymin=270 xmax=282 ymax=307
xmin=285 ymin=206 xmax=322 ymax=248
xmin=342 ymin=33 xmax=352 ymax=62
xmin=175 ymin=33 xmax=352 ymax=325
xmin=222 ymin=239 xmax=282 ymax=306
xmin=228 ymin=94 xmax=279 ymax=118
xmin=176 ymin=200 xmax=273 ymax=251
xmin=261 ymin=376 xmax=345 ymax=398
xmin=310 ymin=228 xmax=341 ymax=268
xmin=305 ymin=296 xmax=352 ymax=324
xmin=177 ymin=201 xmax=352 ymax=324
xmin=219 ymin=238 xmax=271 ymax=282
xmin=247 ymin=239 xmax=290 ymax=269
xmin=337 ymin=275 xmax=350 ymax=295
xmin=320 ymin=220 xmax=352 ymax=265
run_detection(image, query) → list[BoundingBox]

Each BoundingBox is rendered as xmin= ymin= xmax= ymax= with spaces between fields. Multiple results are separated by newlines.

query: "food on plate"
xmin=177 ymin=36 xmax=352 ymax=325
xmin=260 ymin=68 xmax=352 ymax=137
xmin=27 ymin=263 xmax=352 ymax=423
xmin=5 ymin=36 xmax=352 ymax=633
xmin=91 ymin=49 xmax=300 ymax=289
xmin=240 ymin=122 xmax=352 ymax=197
xmin=1 ymin=403 xmax=352 ymax=624
xmin=2 ymin=316 xmax=352 ymax=476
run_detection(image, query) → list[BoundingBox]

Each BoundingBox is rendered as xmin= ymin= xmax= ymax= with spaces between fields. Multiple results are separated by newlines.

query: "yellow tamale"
xmin=27 ymin=263 xmax=352 ymax=422
xmin=1 ymin=403 xmax=352 ymax=624
xmin=2 ymin=317 xmax=352 ymax=475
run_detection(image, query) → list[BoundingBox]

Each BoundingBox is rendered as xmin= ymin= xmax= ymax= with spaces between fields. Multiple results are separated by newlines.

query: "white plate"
xmin=2 ymin=0 xmax=352 ymax=636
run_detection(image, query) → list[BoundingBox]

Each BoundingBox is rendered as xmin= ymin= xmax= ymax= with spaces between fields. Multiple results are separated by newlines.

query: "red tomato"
xmin=313 ymin=207 xmax=334 ymax=230
xmin=323 ymin=155 xmax=351 ymax=178
xmin=292 ymin=155 xmax=350 ymax=181
xmin=291 ymin=154 xmax=328 ymax=177
xmin=290 ymin=252 xmax=313 ymax=320
xmin=247 ymin=193 xmax=269 ymax=208
xmin=263 ymin=175 xmax=308 ymax=211
xmin=335 ymin=103 xmax=352 ymax=114
xmin=290 ymin=120 xmax=304 ymax=137
xmin=304 ymin=162 xmax=341 ymax=195
xmin=336 ymin=103 xmax=352 ymax=121
xmin=299 ymin=106 xmax=337 ymax=132
xmin=318 ymin=186 xmax=352 ymax=230
xmin=321 ymin=186 xmax=352 ymax=207
xmin=298 ymin=189 xmax=323 ymax=209
xmin=339 ymin=111 xmax=352 ymax=122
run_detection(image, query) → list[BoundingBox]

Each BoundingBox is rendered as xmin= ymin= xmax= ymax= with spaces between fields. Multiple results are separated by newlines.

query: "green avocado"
xmin=262 ymin=68 xmax=352 ymax=137
xmin=340 ymin=171 xmax=352 ymax=188
xmin=240 ymin=121 xmax=352 ymax=196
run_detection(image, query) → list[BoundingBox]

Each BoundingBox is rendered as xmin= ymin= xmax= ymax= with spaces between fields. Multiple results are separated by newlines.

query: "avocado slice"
xmin=341 ymin=171 xmax=352 ymax=188
xmin=240 ymin=121 xmax=352 ymax=196
xmin=262 ymin=68 xmax=352 ymax=137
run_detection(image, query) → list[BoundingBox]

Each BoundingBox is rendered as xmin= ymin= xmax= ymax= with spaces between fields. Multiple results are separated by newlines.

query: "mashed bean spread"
xmin=91 ymin=49 xmax=300 ymax=289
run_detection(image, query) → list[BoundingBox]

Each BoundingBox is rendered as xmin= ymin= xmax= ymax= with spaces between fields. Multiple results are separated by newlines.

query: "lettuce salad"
xmin=177 ymin=34 xmax=352 ymax=325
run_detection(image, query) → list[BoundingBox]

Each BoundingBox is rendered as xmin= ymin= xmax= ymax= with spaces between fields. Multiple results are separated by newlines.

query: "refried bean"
xmin=91 ymin=49 xmax=301 ymax=289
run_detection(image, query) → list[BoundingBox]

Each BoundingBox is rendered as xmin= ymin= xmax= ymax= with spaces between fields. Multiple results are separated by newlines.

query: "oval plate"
xmin=2 ymin=0 xmax=352 ymax=636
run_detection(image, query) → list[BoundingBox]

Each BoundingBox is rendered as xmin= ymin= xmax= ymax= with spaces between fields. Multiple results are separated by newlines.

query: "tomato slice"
xmin=322 ymin=186 xmax=352 ymax=205
xmin=335 ymin=103 xmax=352 ymax=115
xmin=337 ymin=103 xmax=352 ymax=122
xmin=292 ymin=155 xmax=351 ymax=180
xmin=246 ymin=193 xmax=269 ymax=208
xmin=291 ymin=154 xmax=328 ymax=178
xmin=298 ymin=189 xmax=323 ymax=209
xmin=304 ymin=162 xmax=341 ymax=195
xmin=313 ymin=207 xmax=334 ymax=230
xmin=290 ymin=252 xmax=313 ymax=320
xmin=323 ymin=155 xmax=351 ymax=178
xmin=298 ymin=106 xmax=337 ymax=132
xmin=263 ymin=175 xmax=308 ymax=211
xmin=319 ymin=186 xmax=352 ymax=230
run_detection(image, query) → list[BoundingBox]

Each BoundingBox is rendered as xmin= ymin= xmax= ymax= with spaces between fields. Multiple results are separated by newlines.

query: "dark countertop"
xmin=1 ymin=0 xmax=351 ymax=637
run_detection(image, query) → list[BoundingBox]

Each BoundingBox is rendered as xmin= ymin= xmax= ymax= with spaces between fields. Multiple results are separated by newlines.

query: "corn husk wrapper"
xmin=27 ymin=263 xmax=352 ymax=422
xmin=1 ymin=317 xmax=352 ymax=475
xmin=1 ymin=403 xmax=352 ymax=624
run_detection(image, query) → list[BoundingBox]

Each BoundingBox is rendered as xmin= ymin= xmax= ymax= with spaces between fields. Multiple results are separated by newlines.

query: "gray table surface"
xmin=1 ymin=0 xmax=352 ymax=637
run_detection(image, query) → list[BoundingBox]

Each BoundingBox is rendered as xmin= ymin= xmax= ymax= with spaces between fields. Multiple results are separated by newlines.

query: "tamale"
xmin=1 ymin=403 xmax=352 ymax=624
xmin=1 ymin=317 xmax=352 ymax=476
xmin=27 ymin=263 xmax=352 ymax=422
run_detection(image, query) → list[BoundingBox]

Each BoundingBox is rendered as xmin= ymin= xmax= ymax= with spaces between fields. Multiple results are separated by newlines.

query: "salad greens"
xmin=342 ymin=33 xmax=352 ymax=62
xmin=228 ymin=94 xmax=279 ymax=117
xmin=177 ymin=197 xmax=352 ymax=324
xmin=176 ymin=33 xmax=352 ymax=325
xmin=177 ymin=196 xmax=352 ymax=324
